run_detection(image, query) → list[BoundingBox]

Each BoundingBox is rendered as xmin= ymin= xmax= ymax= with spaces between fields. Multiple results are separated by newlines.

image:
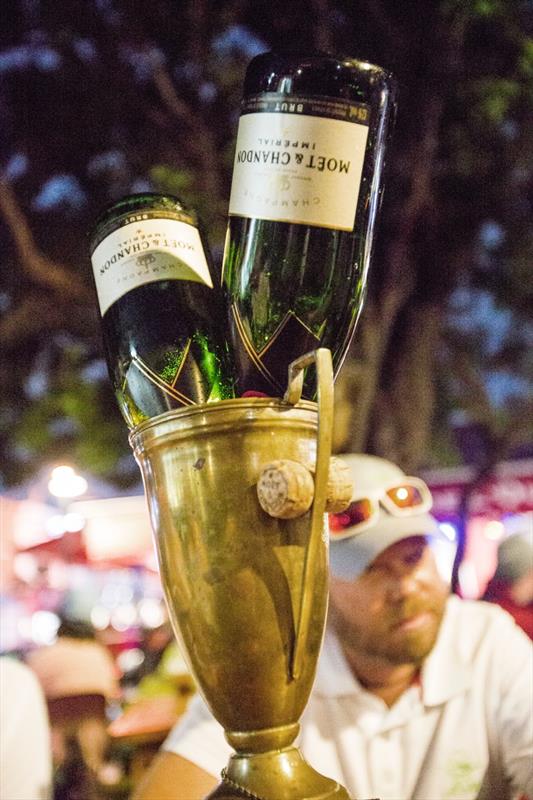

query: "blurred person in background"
xmin=123 ymin=623 xmax=174 ymax=691
xmin=482 ymin=529 xmax=533 ymax=640
xmin=131 ymin=636 xmax=196 ymax=705
xmin=0 ymin=655 xmax=52 ymax=800
xmin=132 ymin=454 xmax=533 ymax=800
xmin=26 ymin=616 xmax=121 ymax=788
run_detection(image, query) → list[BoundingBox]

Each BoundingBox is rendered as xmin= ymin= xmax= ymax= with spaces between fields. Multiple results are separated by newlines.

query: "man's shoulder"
xmin=446 ymin=593 xmax=521 ymax=626
xmin=443 ymin=594 xmax=531 ymax=656
xmin=0 ymin=656 xmax=39 ymax=690
xmin=0 ymin=657 xmax=48 ymax=729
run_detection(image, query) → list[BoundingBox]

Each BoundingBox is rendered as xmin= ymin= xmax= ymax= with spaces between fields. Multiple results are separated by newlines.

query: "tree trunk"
xmin=334 ymin=301 xmax=442 ymax=471
xmin=333 ymin=301 xmax=386 ymax=454
xmin=371 ymin=303 xmax=442 ymax=471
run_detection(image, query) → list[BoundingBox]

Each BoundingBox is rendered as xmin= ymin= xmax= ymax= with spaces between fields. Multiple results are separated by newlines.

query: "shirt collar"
xmin=313 ymin=627 xmax=360 ymax=697
xmin=314 ymin=595 xmax=472 ymax=705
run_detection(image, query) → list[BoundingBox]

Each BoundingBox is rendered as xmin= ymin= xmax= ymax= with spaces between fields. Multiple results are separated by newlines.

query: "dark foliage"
xmin=1 ymin=0 xmax=531 ymax=488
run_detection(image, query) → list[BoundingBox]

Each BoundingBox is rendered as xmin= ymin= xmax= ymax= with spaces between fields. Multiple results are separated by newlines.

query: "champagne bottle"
xmin=90 ymin=193 xmax=236 ymax=427
xmin=222 ymin=51 xmax=397 ymax=397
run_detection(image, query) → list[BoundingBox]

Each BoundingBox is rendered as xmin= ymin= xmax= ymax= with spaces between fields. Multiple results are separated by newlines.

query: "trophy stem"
xmin=286 ymin=350 xmax=334 ymax=681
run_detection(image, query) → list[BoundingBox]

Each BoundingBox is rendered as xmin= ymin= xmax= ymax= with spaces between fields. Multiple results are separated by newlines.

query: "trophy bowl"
xmin=130 ymin=350 xmax=350 ymax=799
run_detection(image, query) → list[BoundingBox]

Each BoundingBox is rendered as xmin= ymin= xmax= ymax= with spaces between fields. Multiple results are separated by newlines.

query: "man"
xmin=27 ymin=616 xmax=121 ymax=778
xmin=482 ymin=530 xmax=533 ymax=639
xmin=133 ymin=454 xmax=533 ymax=800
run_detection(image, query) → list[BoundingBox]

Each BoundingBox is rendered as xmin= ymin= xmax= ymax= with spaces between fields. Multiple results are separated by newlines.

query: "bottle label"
xmin=91 ymin=215 xmax=213 ymax=315
xmin=229 ymin=93 xmax=370 ymax=231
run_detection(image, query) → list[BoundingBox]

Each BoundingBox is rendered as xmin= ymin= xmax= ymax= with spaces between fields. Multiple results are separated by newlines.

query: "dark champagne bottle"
xmin=222 ymin=51 xmax=397 ymax=397
xmin=90 ymin=193 xmax=236 ymax=427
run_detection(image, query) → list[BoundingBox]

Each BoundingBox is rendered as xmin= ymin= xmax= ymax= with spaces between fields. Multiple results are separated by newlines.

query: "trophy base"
xmin=205 ymin=746 xmax=350 ymax=800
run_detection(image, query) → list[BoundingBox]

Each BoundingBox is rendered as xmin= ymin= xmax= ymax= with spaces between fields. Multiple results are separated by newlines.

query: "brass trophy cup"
xmin=130 ymin=349 xmax=351 ymax=799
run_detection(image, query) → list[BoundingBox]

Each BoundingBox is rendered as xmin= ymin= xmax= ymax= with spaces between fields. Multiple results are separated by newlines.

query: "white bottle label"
xmin=229 ymin=94 xmax=370 ymax=231
xmin=91 ymin=217 xmax=213 ymax=315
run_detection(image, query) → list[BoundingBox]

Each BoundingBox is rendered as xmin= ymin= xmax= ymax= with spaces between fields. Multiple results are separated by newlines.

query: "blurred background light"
xmin=138 ymin=598 xmax=166 ymax=629
xmin=484 ymin=520 xmax=505 ymax=540
xmin=28 ymin=610 xmax=60 ymax=645
xmin=48 ymin=466 xmax=88 ymax=499
xmin=13 ymin=552 xmax=39 ymax=583
xmin=458 ymin=560 xmax=480 ymax=599
xmin=438 ymin=521 xmax=458 ymax=542
xmin=116 ymin=647 xmax=145 ymax=674
xmin=90 ymin=604 xmax=111 ymax=630
xmin=111 ymin=603 xmax=138 ymax=631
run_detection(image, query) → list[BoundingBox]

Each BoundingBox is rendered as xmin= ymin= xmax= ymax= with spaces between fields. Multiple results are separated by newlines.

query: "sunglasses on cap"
xmin=329 ymin=477 xmax=432 ymax=540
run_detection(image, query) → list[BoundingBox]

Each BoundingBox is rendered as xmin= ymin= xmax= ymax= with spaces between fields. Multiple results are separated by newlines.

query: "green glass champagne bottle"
xmin=90 ymin=193 xmax=236 ymax=427
xmin=222 ymin=51 xmax=397 ymax=397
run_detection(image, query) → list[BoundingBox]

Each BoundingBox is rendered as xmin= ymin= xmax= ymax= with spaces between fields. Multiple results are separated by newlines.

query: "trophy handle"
xmin=283 ymin=348 xmax=334 ymax=680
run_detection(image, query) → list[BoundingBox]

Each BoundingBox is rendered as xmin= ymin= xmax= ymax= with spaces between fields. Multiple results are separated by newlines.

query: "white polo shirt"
xmin=164 ymin=596 xmax=533 ymax=800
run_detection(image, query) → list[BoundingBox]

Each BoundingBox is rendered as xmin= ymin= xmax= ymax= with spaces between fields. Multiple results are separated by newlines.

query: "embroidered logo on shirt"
xmin=445 ymin=756 xmax=483 ymax=798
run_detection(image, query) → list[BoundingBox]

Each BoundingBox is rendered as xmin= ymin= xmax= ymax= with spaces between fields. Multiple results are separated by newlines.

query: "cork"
xmin=325 ymin=457 xmax=354 ymax=513
xmin=257 ymin=460 xmax=315 ymax=519
xmin=257 ymin=457 xmax=353 ymax=518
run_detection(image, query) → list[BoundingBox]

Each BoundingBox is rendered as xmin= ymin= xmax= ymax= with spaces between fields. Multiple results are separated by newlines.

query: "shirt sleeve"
xmin=162 ymin=693 xmax=233 ymax=778
xmin=488 ymin=613 xmax=533 ymax=798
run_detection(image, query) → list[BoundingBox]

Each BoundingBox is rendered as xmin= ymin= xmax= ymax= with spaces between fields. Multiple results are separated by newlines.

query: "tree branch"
xmin=382 ymin=94 xmax=444 ymax=314
xmin=349 ymin=0 xmax=401 ymax=49
xmin=0 ymin=294 xmax=66 ymax=346
xmin=0 ymin=179 xmax=91 ymax=300
xmin=151 ymin=62 xmax=224 ymax=206
xmin=310 ymin=0 xmax=336 ymax=52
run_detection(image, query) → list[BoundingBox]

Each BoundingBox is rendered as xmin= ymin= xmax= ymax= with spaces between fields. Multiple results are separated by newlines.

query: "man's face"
xmin=328 ymin=536 xmax=449 ymax=665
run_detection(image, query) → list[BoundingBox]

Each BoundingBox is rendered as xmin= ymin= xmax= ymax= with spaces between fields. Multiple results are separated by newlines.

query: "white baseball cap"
xmin=329 ymin=454 xmax=441 ymax=581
